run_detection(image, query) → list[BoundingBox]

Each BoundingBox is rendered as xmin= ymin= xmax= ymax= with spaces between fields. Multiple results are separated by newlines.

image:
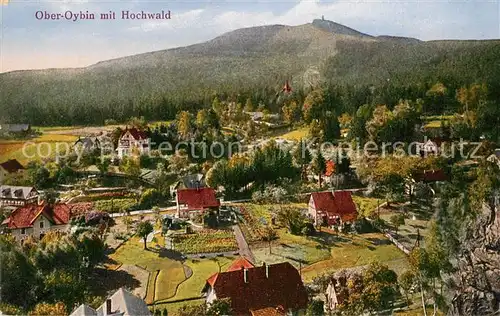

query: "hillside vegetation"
xmin=1 ymin=19 xmax=499 ymax=126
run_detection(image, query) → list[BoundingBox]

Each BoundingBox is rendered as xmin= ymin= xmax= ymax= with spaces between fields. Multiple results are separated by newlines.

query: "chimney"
xmin=243 ymin=268 xmax=248 ymax=283
xmin=106 ymin=299 xmax=112 ymax=315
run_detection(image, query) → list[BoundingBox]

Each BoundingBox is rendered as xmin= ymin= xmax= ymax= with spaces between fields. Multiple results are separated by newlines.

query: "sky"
xmin=1 ymin=0 xmax=499 ymax=72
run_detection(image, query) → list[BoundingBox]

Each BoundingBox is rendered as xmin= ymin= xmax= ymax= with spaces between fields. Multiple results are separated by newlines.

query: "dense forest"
xmin=1 ymin=20 xmax=500 ymax=126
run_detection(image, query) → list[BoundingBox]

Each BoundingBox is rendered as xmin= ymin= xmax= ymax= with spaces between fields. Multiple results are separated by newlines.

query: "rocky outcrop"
xmin=448 ymin=196 xmax=500 ymax=315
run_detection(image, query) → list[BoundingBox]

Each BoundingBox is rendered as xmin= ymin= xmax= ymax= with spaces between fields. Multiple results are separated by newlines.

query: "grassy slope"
xmin=300 ymin=232 xmax=408 ymax=282
xmin=109 ymin=237 xmax=186 ymax=303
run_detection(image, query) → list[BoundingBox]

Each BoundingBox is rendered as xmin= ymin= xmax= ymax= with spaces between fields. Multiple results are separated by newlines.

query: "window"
xmin=21 ymin=228 xmax=26 ymax=235
xmin=39 ymin=221 xmax=44 ymax=229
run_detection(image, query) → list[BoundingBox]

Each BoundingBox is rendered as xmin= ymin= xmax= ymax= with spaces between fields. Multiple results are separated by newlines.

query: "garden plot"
xmin=171 ymin=229 xmax=238 ymax=254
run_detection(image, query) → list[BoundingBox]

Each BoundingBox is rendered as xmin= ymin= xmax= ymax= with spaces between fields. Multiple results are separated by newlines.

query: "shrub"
xmin=354 ymin=217 xmax=376 ymax=233
xmin=302 ymin=222 xmax=316 ymax=236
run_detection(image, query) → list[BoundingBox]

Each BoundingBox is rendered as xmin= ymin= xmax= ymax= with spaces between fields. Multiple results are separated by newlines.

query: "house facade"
xmin=116 ymin=127 xmax=150 ymax=159
xmin=202 ymin=259 xmax=308 ymax=316
xmin=0 ymin=159 xmax=25 ymax=184
xmin=1 ymin=202 xmax=72 ymax=241
xmin=175 ymin=187 xmax=220 ymax=218
xmin=308 ymin=191 xmax=357 ymax=226
xmin=0 ymin=185 xmax=39 ymax=207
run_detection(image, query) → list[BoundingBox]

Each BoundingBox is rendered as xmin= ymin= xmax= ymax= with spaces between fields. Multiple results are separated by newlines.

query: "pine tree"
xmin=312 ymin=150 xmax=326 ymax=187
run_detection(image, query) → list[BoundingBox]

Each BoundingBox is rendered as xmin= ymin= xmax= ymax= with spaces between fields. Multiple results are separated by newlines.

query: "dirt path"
xmin=232 ymin=224 xmax=255 ymax=263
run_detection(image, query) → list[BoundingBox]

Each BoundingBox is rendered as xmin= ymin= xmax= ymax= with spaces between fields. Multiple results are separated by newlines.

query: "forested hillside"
xmin=1 ymin=19 xmax=499 ymax=126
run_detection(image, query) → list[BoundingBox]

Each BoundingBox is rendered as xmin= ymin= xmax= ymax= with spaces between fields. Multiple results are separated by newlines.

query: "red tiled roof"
xmin=121 ymin=127 xmax=147 ymax=140
xmin=3 ymin=203 xmax=71 ymax=229
xmin=325 ymin=160 xmax=335 ymax=177
xmin=207 ymin=273 xmax=218 ymax=287
xmin=250 ymin=306 xmax=286 ymax=316
xmin=311 ymin=191 xmax=357 ymax=222
xmin=227 ymin=257 xmax=255 ymax=272
xmin=0 ymin=159 xmax=25 ymax=173
xmin=414 ymin=169 xmax=448 ymax=182
xmin=205 ymin=262 xmax=308 ymax=315
xmin=207 ymin=257 xmax=255 ymax=287
xmin=177 ymin=188 xmax=220 ymax=210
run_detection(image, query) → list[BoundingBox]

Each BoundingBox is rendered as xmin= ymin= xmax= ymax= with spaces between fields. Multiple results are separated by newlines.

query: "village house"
xmin=116 ymin=127 xmax=150 ymax=159
xmin=486 ymin=149 xmax=500 ymax=168
xmin=0 ymin=185 xmax=39 ymax=207
xmin=175 ymin=187 xmax=220 ymax=219
xmin=70 ymin=287 xmax=151 ymax=316
xmin=202 ymin=258 xmax=308 ymax=316
xmin=0 ymin=123 xmax=31 ymax=136
xmin=0 ymin=159 xmax=25 ymax=184
xmin=170 ymin=173 xmax=205 ymax=197
xmin=416 ymin=138 xmax=443 ymax=156
xmin=74 ymin=136 xmax=101 ymax=153
xmin=308 ymin=191 xmax=358 ymax=227
xmin=1 ymin=202 xmax=72 ymax=241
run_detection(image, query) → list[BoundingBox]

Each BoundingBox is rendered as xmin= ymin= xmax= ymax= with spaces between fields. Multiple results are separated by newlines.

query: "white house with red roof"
xmin=116 ymin=127 xmax=150 ymax=159
xmin=308 ymin=191 xmax=358 ymax=227
xmin=1 ymin=202 xmax=72 ymax=241
xmin=175 ymin=187 xmax=220 ymax=218
xmin=202 ymin=257 xmax=308 ymax=316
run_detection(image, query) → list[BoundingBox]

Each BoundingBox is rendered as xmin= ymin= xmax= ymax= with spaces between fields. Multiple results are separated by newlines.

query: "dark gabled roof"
xmin=75 ymin=137 xmax=100 ymax=148
xmin=204 ymin=262 xmax=308 ymax=315
xmin=2 ymin=202 xmax=71 ymax=229
xmin=310 ymin=191 xmax=357 ymax=222
xmin=176 ymin=188 xmax=220 ymax=210
xmin=120 ymin=127 xmax=147 ymax=140
xmin=181 ymin=173 xmax=205 ymax=188
xmin=413 ymin=169 xmax=449 ymax=182
xmin=0 ymin=159 xmax=25 ymax=173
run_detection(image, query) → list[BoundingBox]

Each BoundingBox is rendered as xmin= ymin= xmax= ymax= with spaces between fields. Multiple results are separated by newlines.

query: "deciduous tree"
xmin=137 ymin=221 xmax=154 ymax=250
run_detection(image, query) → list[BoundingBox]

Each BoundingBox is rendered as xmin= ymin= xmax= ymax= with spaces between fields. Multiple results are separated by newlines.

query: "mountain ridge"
xmin=1 ymin=19 xmax=500 ymax=126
